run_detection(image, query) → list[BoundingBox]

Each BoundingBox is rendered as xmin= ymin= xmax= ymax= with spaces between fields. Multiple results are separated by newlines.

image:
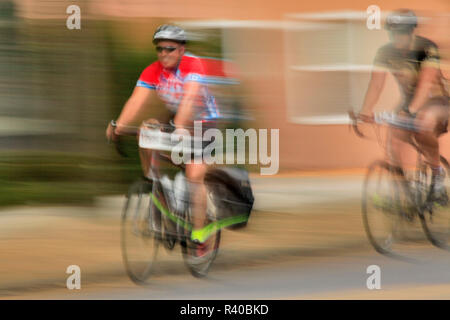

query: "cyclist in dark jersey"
xmin=359 ymin=9 xmax=449 ymax=201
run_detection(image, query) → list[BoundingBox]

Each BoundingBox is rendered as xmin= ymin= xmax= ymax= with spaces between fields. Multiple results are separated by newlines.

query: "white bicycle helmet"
xmin=152 ymin=24 xmax=187 ymax=44
xmin=385 ymin=9 xmax=418 ymax=33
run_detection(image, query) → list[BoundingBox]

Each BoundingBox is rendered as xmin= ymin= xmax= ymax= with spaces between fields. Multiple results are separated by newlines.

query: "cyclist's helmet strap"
xmin=153 ymin=24 xmax=187 ymax=44
xmin=385 ymin=9 xmax=418 ymax=33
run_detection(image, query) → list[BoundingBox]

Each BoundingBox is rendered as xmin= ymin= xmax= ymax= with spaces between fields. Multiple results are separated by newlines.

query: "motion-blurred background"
xmin=0 ymin=0 xmax=449 ymax=299
xmin=1 ymin=0 xmax=448 ymax=206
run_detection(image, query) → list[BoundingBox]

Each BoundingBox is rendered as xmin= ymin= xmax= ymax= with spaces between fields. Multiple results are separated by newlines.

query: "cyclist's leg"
xmin=139 ymin=118 xmax=161 ymax=179
xmin=139 ymin=148 xmax=154 ymax=178
xmin=413 ymin=97 xmax=449 ymax=200
xmin=186 ymin=120 xmax=219 ymax=244
xmin=186 ymin=162 xmax=208 ymax=238
xmin=387 ymin=118 xmax=412 ymax=171
xmin=413 ymin=99 xmax=449 ymax=167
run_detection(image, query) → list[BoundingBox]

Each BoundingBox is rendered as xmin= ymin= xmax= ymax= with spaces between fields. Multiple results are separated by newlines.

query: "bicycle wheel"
xmin=181 ymin=189 xmax=221 ymax=278
xmin=362 ymin=160 xmax=411 ymax=254
xmin=419 ymin=156 xmax=450 ymax=250
xmin=121 ymin=179 xmax=160 ymax=284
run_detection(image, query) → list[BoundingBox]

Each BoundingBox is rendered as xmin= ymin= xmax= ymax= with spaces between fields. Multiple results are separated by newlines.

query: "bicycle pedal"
xmin=163 ymin=236 xmax=176 ymax=250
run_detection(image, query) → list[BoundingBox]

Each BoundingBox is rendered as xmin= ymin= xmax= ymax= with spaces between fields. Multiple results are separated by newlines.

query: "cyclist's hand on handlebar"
xmin=357 ymin=112 xmax=374 ymax=123
xmin=106 ymin=122 xmax=118 ymax=143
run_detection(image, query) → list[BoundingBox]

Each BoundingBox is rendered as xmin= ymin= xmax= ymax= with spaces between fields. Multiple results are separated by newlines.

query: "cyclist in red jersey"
xmin=106 ymin=25 xmax=219 ymax=256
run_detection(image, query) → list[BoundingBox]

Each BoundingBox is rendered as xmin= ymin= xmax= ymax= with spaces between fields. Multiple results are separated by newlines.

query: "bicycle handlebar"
xmin=374 ymin=112 xmax=425 ymax=132
xmin=109 ymin=120 xmax=210 ymax=159
xmin=348 ymin=110 xmax=429 ymax=140
xmin=109 ymin=120 xmax=132 ymax=157
xmin=348 ymin=111 xmax=366 ymax=138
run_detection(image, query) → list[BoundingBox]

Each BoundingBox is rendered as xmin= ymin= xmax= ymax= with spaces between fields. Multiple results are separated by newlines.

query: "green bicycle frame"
xmin=150 ymin=192 xmax=248 ymax=243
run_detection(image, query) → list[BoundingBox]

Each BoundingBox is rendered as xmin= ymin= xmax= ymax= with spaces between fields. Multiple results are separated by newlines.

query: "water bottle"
xmin=160 ymin=175 xmax=176 ymax=212
xmin=173 ymin=172 xmax=189 ymax=213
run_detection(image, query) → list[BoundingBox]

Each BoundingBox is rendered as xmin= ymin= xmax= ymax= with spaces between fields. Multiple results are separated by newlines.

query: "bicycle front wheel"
xmin=419 ymin=156 xmax=450 ymax=250
xmin=121 ymin=179 xmax=160 ymax=284
xmin=362 ymin=161 xmax=408 ymax=254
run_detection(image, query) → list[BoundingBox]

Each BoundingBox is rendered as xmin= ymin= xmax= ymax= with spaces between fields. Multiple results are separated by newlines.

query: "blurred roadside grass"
xmin=0 ymin=149 xmax=142 ymax=207
xmin=0 ymin=139 xmax=196 ymax=208
xmin=0 ymin=134 xmax=257 ymax=208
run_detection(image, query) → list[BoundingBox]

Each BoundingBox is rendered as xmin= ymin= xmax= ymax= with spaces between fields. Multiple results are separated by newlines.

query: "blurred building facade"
xmin=8 ymin=0 xmax=450 ymax=171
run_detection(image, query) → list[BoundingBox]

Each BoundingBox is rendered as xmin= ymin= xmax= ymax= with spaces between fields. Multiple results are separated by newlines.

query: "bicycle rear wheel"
xmin=181 ymin=189 xmax=221 ymax=278
xmin=419 ymin=156 xmax=450 ymax=250
xmin=362 ymin=161 xmax=411 ymax=254
xmin=121 ymin=179 xmax=160 ymax=284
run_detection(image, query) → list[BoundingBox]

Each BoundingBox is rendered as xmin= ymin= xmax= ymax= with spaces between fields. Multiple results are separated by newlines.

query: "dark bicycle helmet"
xmin=152 ymin=24 xmax=187 ymax=44
xmin=385 ymin=9 xmax=418 ymax=33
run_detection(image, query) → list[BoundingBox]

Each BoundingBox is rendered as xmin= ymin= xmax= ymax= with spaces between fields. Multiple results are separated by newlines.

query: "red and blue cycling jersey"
xmin=136 ymin=53 xmax=222 ymax=120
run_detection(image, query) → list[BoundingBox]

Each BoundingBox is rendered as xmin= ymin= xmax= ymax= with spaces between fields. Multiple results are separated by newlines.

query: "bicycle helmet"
xmin=152 ymin=24 xmax=187 ymax=44
xmin=385 ymin=9 xmax=418 ymax=33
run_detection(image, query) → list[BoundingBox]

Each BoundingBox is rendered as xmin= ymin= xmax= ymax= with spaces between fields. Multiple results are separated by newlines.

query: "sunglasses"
xmin=156 ymin=46 xmax=178 ymax=53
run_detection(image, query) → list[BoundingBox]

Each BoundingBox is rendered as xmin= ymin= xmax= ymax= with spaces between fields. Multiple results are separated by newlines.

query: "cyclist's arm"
xmin=360 ymin=70 xmax=387 ymax=116
xmin=114 ymin=86 xmax=155 ymax=135
xmin=174 ymin=81 xmax=201 ymax=127
xmin=409 ymin=66 xmax=440 ymax=114
xmin=409 ymin=44 xmax=441 ymax=114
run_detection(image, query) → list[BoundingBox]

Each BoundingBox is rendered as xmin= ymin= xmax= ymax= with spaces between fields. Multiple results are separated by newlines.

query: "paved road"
xmin=7 ymin=246 xmax=450 ymax=299
xmin=2 ymin=173 xmax=450 ymax=300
